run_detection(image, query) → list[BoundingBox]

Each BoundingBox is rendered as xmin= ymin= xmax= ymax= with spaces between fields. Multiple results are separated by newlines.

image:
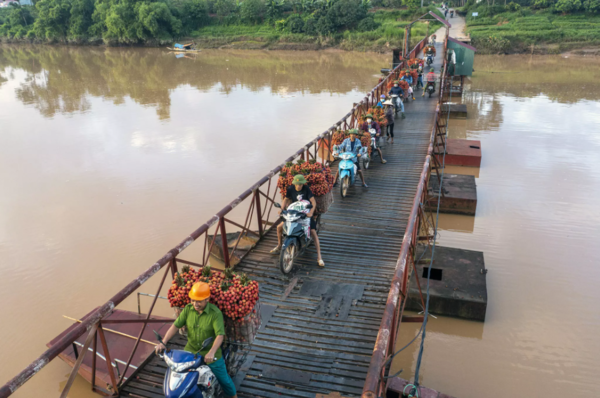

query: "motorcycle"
xmin=426 ymin=54 xmax=434 ymax=66
xmin=390 ymin=94 xmax=400 ymax=116
xmin=450 ymin=10 xmax=454 ymax=17
xmin=426 ymin=82 xmax=435 ymax=98
xmin=273 ymin=200 xmax=318 ymax=274
xmin=402 ymin=82 xmax=413 ymax=103
xmin=333 ymin=147 xmax=359 ymax=198
xmin=154 ymin=332 xmax=230 ymax=398
xmin=360 ymin=133 xmax=378 ymax=170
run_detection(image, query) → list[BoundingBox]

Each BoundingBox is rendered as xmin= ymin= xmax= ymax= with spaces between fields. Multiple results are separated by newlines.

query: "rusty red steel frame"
xmin=361 ymin=34 xmax=451 ymax=398
xmin=0 ymin=36 xmax=432 ymax=398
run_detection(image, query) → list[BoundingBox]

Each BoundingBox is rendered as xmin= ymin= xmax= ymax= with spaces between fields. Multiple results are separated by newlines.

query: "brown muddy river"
xmin=1 ymin=47 xmax=600 ymax=397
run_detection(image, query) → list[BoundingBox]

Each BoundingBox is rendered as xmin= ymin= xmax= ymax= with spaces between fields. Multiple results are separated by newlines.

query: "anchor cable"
xmin=380 ymin=43 xmax=450 ymax=385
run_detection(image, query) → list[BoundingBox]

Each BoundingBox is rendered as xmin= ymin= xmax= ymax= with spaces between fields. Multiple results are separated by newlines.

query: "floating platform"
xmin=387 ymin=376 xmax=456 ymax=398
xmin=442 ymin=103 xmax=467 ymax=118
xmin=209 ymin=231 xmax=259 ymax=268
xmin=428 ymin=174 xmax=477 ymax=215
xmin=406 ymin=246 xmax=487 ymax=321
xmin=47 ymin=309 xmax=171 ymax=392
xmin=443 ymin=139 xmax=481 ymax=167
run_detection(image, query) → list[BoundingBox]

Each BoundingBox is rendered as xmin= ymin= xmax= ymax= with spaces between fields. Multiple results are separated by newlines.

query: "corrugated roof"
xmin=448 ymin=36 xmax=477 ymax=52
xmin=428 ymin=11 xmax=451 ymax=28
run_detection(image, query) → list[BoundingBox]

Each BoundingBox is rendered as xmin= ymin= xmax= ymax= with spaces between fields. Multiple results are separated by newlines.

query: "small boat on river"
xmin=166 ymin=42 xmax=201 ymax=52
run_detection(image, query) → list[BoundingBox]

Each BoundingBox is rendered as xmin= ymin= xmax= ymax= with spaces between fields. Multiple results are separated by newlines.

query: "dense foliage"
xmin=0 ymin=0 xmax=440 ymax=45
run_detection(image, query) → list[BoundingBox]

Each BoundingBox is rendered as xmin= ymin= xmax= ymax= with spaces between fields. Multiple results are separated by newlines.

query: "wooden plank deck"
xmin=119 ymin=45 xmax=444 ymax=398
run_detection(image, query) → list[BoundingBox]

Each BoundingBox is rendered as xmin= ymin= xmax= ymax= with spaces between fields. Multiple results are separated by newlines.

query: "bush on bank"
xmin=0 ymin=0 xmax=442 ymax=49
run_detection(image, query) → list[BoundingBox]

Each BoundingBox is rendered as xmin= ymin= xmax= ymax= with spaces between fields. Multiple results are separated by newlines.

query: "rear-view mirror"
xmin=201 ymin=337 xmax=214 ymax=350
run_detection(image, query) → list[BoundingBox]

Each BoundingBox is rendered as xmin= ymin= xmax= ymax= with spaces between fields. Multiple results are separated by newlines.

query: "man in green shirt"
xmin=155 ymin=282 xmax=238 ymax=398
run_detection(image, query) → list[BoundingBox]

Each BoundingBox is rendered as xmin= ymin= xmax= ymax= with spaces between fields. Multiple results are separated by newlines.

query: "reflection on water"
xmin=0 ymin=46 xmax=386 ymax=119
xmin=392 ymin=55 xmax=600 ymax=398
xmin=0 ymin=45 xmax=388 ymax=397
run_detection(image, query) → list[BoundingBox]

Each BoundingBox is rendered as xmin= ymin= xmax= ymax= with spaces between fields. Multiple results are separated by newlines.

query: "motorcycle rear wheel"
xmin=340 ymin=175 xmax=350 ymax=198
xmin=429 ymin=90 xmax=432 ymax=98
xmin=314 ymin=214 xmax=322 ymax=234
xmin=279 ymin=241 xmax=297 ymax=274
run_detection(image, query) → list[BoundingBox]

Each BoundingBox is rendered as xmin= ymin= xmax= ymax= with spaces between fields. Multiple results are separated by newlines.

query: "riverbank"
xmin=0 ymin=31 xmax=419 ymax=52
xmin=0 ymin=35 xmax=412 ymax=52
xmin=0 ymin=7 xmax=443 ymax=53
xmin=462 ymin=6 xmax=600 ymax=54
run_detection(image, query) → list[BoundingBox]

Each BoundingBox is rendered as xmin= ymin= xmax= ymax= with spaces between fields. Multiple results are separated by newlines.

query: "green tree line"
xmin=0 ymin=0 xmax=435 ymax=43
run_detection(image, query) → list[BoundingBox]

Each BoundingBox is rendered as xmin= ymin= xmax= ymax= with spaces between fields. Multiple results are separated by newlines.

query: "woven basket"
xmin=314 ymin=190 xmax=334 ymax=215
xmin=224 ymin=300 xmax=261 ymax=345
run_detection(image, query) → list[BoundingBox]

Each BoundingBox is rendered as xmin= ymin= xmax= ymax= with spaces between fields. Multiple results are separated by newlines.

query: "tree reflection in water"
xmin=0 ymin=45 xmax=388 ymax=119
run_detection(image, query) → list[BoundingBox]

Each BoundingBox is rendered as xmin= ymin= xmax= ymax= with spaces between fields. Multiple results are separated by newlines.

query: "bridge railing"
xmin=361 ymin=31 xmax=451 ymax=398
xmin=0 ymin=36 xmax=431 ymax=398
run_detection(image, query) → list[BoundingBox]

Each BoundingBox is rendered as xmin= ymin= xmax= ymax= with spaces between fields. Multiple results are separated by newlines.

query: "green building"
xmin=447 ymin=37 xmax=476 ymax=77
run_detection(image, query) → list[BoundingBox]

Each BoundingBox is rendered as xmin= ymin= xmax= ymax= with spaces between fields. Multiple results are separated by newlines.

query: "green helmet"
xmin=347 ymin=129 xmax=359 ymax=136
xmin=292 ymin=174 xmax=307 ymax=185
xmin=430 ymin=68 xmax=434 ymax=72
xmin=365 ymin=113 xmax=373 ymax=119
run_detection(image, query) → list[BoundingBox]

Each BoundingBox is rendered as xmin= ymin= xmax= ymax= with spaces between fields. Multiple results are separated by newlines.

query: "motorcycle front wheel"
xmin=340 ymin=175 xmax=350 ymax=198
xmin=279 ymin=241 xmax=297 ymax=274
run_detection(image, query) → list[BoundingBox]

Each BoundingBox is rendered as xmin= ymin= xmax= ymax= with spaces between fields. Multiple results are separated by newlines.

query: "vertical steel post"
xmin=219 ymin=218 xmax=230 ymax=268
xmin=91 ymin=331 xmax=97 ymax=390
xmin=97 ymin=323 xmax=119 ymax=394
xmin=117 ymin=265 xmax=171 ymax=385
xmin=60 ymin=323 xmax=99 ymax=398
xmin=169 ymin=258 xmax=177 ymax=279
xmin=254 ymin=190 xmax=263 ymax=237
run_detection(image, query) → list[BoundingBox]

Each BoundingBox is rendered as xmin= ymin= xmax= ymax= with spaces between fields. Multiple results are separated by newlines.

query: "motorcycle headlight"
xmin=164 ymin=355 xmax=196 ymax=373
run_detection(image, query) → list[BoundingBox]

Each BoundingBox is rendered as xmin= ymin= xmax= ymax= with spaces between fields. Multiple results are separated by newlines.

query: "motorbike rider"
xmin=428 ymin=34 xmax=436 ymax=45
xmin=359 ymin=113 xmax=387 ymax=164
xmin=154 ymin=282 xmax=238 ymax=398
xmin=388 ymin=81 xmax=405 ymax=119
xmin=425 ymin=45 xmax=435 ymax=60
xmin=384 ymin=100 xmax=395 ymax=144
xmin=333 ymin=129 xmax=368 ymax=187
xmin=270 ymin=174 xmax=324 ymax=267
xmin=376 ymin=94 xmax=387 ymax=108
xmin=422 ymin=68 xmax=437 ymax=96
xmin=401 ymin=71 xmax=416 ymax=101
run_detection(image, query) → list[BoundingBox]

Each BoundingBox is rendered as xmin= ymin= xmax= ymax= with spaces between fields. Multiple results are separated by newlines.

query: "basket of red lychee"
xmin=167 ymin=265 xmax=261 ymax=344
